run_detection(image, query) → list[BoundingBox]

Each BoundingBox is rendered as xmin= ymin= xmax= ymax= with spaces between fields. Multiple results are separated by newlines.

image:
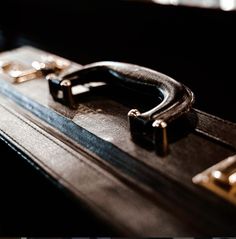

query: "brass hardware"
xmin=0 ymin=56 xmax=70 ymax=84
xmin=153 ymin=119 xmax=168 ymax=156
xmin=193 ymin=155 xmax=236 ymax=205
xmin=127 ymin=109 xmax=141 ymax=118
xmin=0 ymin=61 xmax=36 ymax=83
xmin=128 ymin=109 xmax=169 ymax=156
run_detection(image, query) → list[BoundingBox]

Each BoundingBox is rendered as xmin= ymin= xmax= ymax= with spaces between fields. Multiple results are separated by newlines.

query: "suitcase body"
xmin=0 ymin=46 xmax=235 ymax=236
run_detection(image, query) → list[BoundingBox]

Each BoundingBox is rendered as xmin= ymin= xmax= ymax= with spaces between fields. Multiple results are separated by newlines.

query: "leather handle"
xmin=48 ymin=61 xmax=194 ymax=155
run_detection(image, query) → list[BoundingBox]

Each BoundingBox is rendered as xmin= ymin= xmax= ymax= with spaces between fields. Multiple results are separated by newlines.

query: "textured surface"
xmin=0 ymin=46 xmax=236 ymax=235
xmin=0 ymin=92 xmax=197 ymax=236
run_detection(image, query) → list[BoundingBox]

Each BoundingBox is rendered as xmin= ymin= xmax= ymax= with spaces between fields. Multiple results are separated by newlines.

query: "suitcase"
xmin=0 ymin=46 xmax=235 ymax=236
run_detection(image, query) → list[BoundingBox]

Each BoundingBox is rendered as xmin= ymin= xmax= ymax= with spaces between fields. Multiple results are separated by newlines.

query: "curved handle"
xmin=47 ymin=61 xmax=194 ymax=155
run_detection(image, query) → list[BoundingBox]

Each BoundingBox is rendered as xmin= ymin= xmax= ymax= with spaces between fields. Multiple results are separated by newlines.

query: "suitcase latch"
xmin=0 ymin=56 xmax=70 ymax=83
xmin=193 ymin=155 xmax=236 ymax=205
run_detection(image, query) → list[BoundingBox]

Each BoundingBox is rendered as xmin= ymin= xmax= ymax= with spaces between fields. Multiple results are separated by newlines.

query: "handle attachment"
xmin=47 ymin=61 xmax=194 ymax=155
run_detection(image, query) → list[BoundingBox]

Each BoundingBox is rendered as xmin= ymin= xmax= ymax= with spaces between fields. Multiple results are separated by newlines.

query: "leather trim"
xmin=194 ymin=109 xmax=236 ymax=150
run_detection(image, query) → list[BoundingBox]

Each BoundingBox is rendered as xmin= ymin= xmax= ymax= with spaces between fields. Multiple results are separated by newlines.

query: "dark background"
xmin=0 ymin=0 xmax=235 ymax=235
xmin=1 ymin=0 xmax=236 ymax=122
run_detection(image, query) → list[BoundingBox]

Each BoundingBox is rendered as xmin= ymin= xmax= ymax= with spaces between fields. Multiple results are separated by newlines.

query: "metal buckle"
xmin=193 ymin=155 xmax=236 ymax=205
xmin=0 ymin=55 xmax=70 ymax=84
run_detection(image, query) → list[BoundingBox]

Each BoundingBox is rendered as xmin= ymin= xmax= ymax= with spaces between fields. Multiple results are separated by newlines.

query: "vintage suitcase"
xmin=0 ymin=46 xmax=235 ymax=236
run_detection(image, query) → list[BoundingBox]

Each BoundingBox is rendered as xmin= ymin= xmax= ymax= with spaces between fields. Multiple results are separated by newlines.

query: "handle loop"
xmin=47 ymin=61 xmax=194 ymax=155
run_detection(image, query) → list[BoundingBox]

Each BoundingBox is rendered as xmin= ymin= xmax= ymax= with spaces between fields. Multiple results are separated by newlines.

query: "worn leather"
xmin=0 ymin=46 xmax=236 ymax=235
xmin=56 ymin=60 xmax=194 ymax=121
xmin=0 ymin=95 xmax=197 ymax=236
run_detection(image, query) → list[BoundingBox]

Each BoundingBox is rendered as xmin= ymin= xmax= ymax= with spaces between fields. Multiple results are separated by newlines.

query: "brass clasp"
xmin=0 ymin=55 xmax=70 ymax=84
xmin=193 ymin=155 xmax=236 ymax=205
